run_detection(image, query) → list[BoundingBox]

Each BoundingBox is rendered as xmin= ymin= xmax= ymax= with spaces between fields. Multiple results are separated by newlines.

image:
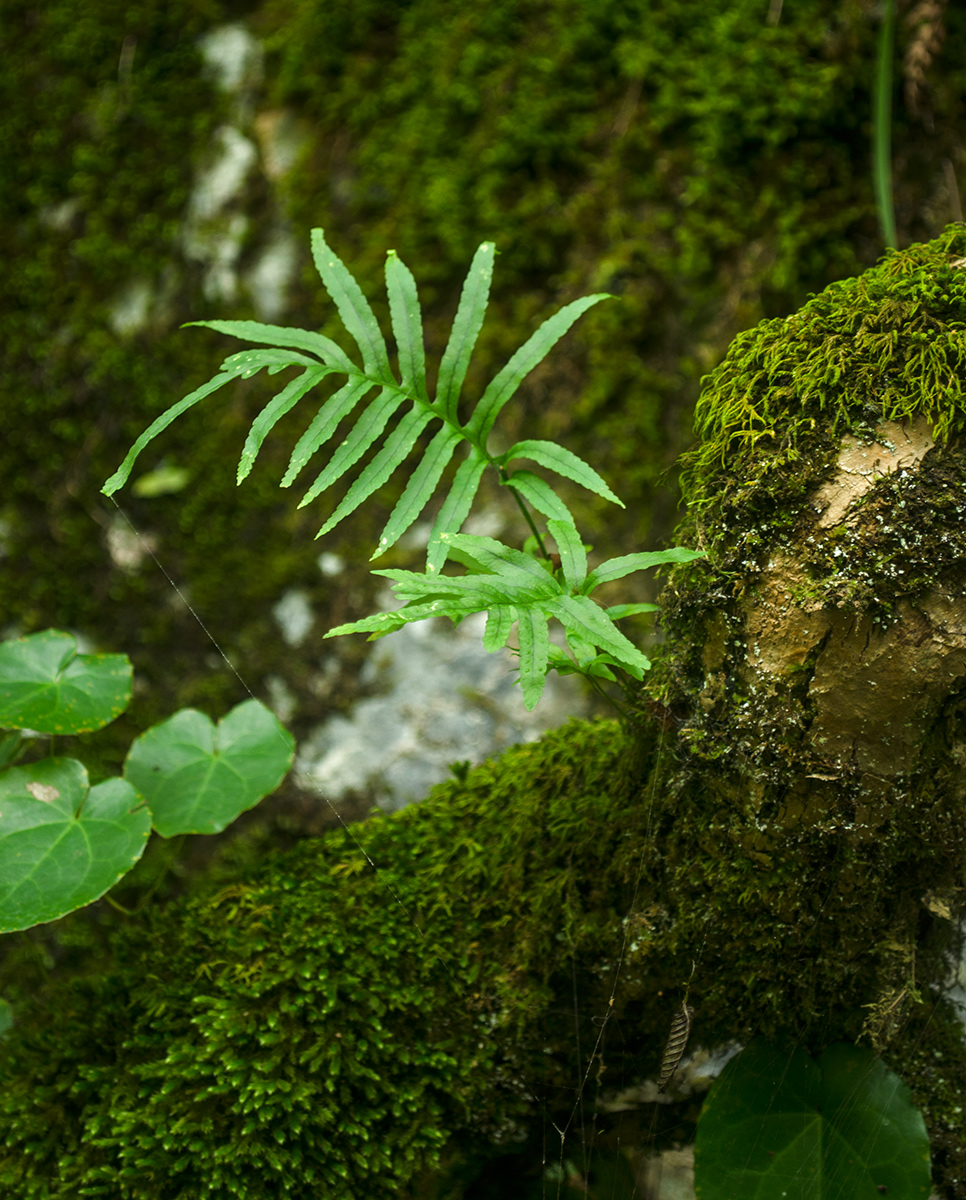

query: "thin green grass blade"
xmin=281 ymin=376 xmax=374 ymax=487
xmin=188 ymin=318 xmax=355 ymax=372
xmin=582 ymin=546 xmax=704 ymax=592
xmin=547 ymin=518 xmax=587 ymax=590
xmin=483 ymin=604 xmax=515 ymax=652
xmin=502 ymin=470 xmax=576 ymax=526
xmin=237 ymin=365 xmax=330 ymax=483
xmin=873 ymin=0 xmax=898 ymax=249
xmin=465 ymin=294 xmax=610 ymax=443
xmin=311 ymin=229 xmax=393 ymax=382
xmin=426 ymin=448 xmax=488 ymax=574
xmin=503 ymin=439 xmax=622 ymax=505
xmin=516 ymin=606 xmax=550 ymax=710
xmin=298 ymin=387 xmax=409 ymax=508
xmin=374 ymin=424 xmax=463 ymax=559
xmin=436 ymin=242 xmax=495 ymax=423
xmin=102 ymin=371 xmax=238 ymax=495
xmin=386 ymin=251 xmax=428 ymax=401
xmin=316 ymin=405 xmax=435 ymax=537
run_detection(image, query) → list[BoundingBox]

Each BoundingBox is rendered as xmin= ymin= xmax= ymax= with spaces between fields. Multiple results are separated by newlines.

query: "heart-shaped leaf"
xmin=0 ymin=757 xmax=149 ymax=933
xmin=0 ymin=630 xmax=132 ymax=735
xmin=124 ymin=699 xmax=294 ymax=836
xmin=695 ymin=1039 xmax=931 ymax=1199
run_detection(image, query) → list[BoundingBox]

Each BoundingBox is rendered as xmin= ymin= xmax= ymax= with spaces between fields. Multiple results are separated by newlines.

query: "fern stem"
xmin=873 ymin=0 xmax=898 ymax=249
xmin=503 ymin=476 xmax=550 ymax=560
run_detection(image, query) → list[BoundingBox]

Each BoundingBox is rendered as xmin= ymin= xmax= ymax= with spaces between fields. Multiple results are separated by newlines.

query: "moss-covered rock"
xmin=0 ymin=719 xmax=659 ymax=1198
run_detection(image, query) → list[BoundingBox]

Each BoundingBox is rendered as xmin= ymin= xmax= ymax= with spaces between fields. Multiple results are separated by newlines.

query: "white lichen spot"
xmin=316 ymin=552 xmax=344 ymax=578
xmin=273 ymin=588 xmax=314 ymax=647
xmin=245 ymin=231 xmax=298 ymax=322
xmin=106 ymin=515 xmax=158 ymax=572
xmin=265 ymin=674 xmax=298 ymax=724
xmin=26 ymin=783 xmax=61 ymax=803
xmin=187 ymin=126 xmax=257 ymax=223
xmin=109 ymin=279 xmax=154 ymax=337
xmin=197 ymin=24 xmax=263 ymax=94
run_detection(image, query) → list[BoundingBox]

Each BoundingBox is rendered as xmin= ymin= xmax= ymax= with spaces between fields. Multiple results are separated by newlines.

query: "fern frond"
xmin=297 ymin=387 xmax=410 ymax=508
xmin=238 ymin=366 xmax=330 ymax=484
xmin=464 ymin=294 xmax=610 ymax=443
xmin=104 ymin=230 xmax=617 ymax=581
xmin=280 ymin=377 xmax=376 ymax=488
xmin=316 ymin=405 xmax=435 ymax=537
xmin=310 ymin=229 xmax=393 ymax=383
xmin=329 ymin=531 xmax=669 ymax=709
xmin=436 ymin=242 xmax=495 ymax=423
xmin=374 ymin=425 xmax=463 ymax=559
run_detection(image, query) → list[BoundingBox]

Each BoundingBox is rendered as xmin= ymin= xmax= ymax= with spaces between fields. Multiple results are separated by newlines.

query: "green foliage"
xmin=104 ymin=231 xmax=702 ymax=709
xmin=332 ymin=528 xmax=700 ymax=708
xmin=0 ymin=630 xmax=293 ymax=933
xmin=124 ymin=701 xmax=294 ymax=837
xmin=695 ymin=1040 xmax=931 ymax=1199
xmin=103 ymin=233 xmax=614 ymax=564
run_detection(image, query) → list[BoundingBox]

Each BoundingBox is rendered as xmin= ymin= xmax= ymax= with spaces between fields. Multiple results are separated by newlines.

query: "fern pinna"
xmin=103 ymin=230 xmax=702 ymax=710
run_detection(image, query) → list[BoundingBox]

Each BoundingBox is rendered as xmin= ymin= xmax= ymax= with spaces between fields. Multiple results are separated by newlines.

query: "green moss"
xmin=3 ymin=706 xmax=963 ymax=1194
xmin=0 ymin=718 xmax=655 ymax=1198
xmin=681 ymin=224 xmax=966 ymax=521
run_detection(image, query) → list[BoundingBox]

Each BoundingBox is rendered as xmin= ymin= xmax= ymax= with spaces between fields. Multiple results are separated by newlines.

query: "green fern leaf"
xmin=187 ymin=318 xmax=354 ymax=371
xmin=316 ymin=405 xmax=436 ymax=537
xmin=311 ymin=229 xmax=393 ymax=383
xmin=545 ymin=594 xmax=650 ymax=678
xmin=547 ymin=518 xmax=587 ymax=590
xmin=501 ymin=470 xmax=576 ymax=526
xmin=604 ymin=603 xmax=660 ymax=620
xmin=483 ymin=604 xmax=515 ymax=652
xmin=373 ymin=425 xmax=463 ymax=559
xmin=425 ymin=448 xmax=488 ymax=574
xmin=334 ymin=531 xmax=660 ymax=709
xmin=237 ymin=366 xmax=330 ymax=484
xmin=280 ymin=377 xmax=376 ymax=488
xmin=465 ymin=293 xmax=610 ymax=444
xmin=581 ymin=546 xmax=704 ymax=592
xmin=219 ymin=347 xmax=322 ymax=377
xmin=517 ymin=606 xmax=551 ymax=709
xmin=297 ymin=388 xmax=410 ymax=507
xmin=103 ymin=370 xmax=239 ymax=495
xmin=503 ymin=440 xmax=622 ymax=506
xmin=436 ymin=242 xmax=495 ymax=423
xmin=385 ymin=251 xmax=428 ymax=402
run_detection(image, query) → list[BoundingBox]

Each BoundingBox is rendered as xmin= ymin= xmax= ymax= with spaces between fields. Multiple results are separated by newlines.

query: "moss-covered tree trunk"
xmin=3 ymin=233 xmax=966 ymax=1197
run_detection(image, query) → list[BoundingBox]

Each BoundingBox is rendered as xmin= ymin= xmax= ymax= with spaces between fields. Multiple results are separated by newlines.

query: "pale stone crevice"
xmin=812 ymin=415 xmax=936 ymax=529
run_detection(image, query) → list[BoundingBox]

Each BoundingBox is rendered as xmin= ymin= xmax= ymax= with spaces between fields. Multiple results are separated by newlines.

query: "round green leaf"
xmin=123 ymin=699 xmax=294 ymax=837
xmin=0 ymin=630 xmax=132 ymax=735
xmin=695 ymin=1039 xmax=931 ymax=1200
xmin=0 ymin=757 xmax=149 ymax=933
